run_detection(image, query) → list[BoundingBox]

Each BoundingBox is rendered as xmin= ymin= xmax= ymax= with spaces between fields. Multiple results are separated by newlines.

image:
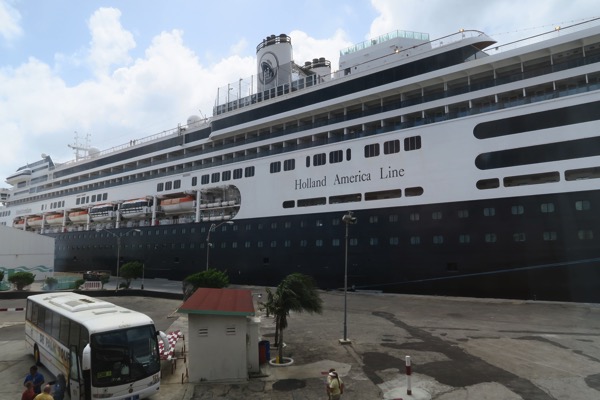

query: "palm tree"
xmin=267 ymin=273 xmax=323 ymax=363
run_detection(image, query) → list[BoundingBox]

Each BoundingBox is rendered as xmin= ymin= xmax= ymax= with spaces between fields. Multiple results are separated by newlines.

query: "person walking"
xmin=24 ymin=366 xmax=45 ymax=395
xmin=327 ymin=371 xmax=344 ymax=400
xmin=21 ymin=381 xmax=36 ymax=400
xmin=33 ymin=384 xmax=53 ymax=400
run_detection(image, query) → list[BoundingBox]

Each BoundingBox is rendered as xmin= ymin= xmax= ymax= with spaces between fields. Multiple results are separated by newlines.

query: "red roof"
xmin=177 ymin=288 xmax=255 ymax=316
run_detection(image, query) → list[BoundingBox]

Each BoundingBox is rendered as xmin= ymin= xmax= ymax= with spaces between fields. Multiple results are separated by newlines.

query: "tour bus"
xmin=25 ymin=293 xmax=168 ymax=400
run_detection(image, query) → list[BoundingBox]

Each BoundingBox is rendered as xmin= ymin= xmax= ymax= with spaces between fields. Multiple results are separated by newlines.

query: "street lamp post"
xmin=99 ymin=228 xmax=141 ymax=291
xmin=340 ymin=211 xmax=357 ymax=344
xmin=205 ymin=221 xmax=234 ymax=271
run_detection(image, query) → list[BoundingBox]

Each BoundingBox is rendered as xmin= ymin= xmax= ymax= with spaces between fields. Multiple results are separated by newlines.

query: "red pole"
xmin=406 ymin=355 xmax=412 ymax=395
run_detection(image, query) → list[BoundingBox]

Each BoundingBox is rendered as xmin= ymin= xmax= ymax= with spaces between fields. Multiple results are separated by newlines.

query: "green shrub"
xmin=182 ymin=269 xmax=229 ymax=299
xmin=8 ymin=271 xmax=35 ymax=290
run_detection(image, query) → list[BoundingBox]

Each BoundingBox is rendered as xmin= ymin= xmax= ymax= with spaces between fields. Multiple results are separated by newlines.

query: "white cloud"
xmin=87 ymin=7 xmax=135 ymax=77
xmin=0 ymin=0 xmax=22 ymax=43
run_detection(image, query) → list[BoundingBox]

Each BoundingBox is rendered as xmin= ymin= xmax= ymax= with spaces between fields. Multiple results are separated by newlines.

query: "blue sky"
xmin=0 ymin=0 xmax=597 ymax=187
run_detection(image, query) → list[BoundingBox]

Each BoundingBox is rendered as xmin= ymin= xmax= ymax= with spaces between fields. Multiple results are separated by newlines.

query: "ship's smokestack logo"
xmin=259 ymin=52 xmax=278 ymax=85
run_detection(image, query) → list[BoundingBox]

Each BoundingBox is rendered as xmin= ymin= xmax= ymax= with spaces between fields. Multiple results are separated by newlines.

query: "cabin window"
xmin=157 ymin=183 xmax=164 ymax=191
xmin=174 ymin=180 xmax=181 ymax=189
xmin=383 ymin=140 xmax=400 ymax=154
xmin=211 ymin=173 xmax=220 ymax=183
xmin=244 ymin=166 xmax=255 ymax=177
xmin=541 ymin=203 xmax=555 ymax=213
xmin=364 ymin=143 xmax=380 ymax=158
xmin=165 ymin=181 xmax=172 ymax=190
xmin=191 ymin=177 xmax=198 ymax=186
xmin=283 ymin=159 xmax=295 ymax=171
xmin=201 ymin=174 xmax=209 ymax=184
xmin=329 ymin=150 xmax=343 ymax=164
xmin=404 ymin=136 xmax=422 ymax=151
xmin=270 ymin=162 xmax=281 ymax=173
xmin=222 ymin=170 xmax=231 ymax=181
xmin=233 ymin=168 xmax=243 ymax=179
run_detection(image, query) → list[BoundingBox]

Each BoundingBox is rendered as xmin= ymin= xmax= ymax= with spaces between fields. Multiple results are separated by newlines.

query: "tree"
xmin=8 ymin=271 xmax=35 ymax=290
xmin=265 ymin=273 xmax=323 ymax=363
xmin=182 ymin=269 xmax=229 ymax=300
xmin=119 ymin=261 xmax=143 ymax=289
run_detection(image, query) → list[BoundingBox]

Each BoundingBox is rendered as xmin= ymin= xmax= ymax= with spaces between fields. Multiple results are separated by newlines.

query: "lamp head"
xmin=342 ymin=211 xmax=357 ymax=224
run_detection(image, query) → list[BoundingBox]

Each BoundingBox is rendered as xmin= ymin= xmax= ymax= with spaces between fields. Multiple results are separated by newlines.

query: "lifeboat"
xmin=120 ymin=198 xmax=152 ymax=219
xmin=160 ymin=195 xmax=195 ymax=215
xmin=27 ymin=216 xmax=44 ymax=227
xmin=45 ymin=213 xmax=64 ymax=226
xmin=68 ymin=210 xmax=89 ymax=223
xmin=13 ymin=219 xmax=25 ymax=228
xmin=90 ymin=203 xmax=116 ymax=222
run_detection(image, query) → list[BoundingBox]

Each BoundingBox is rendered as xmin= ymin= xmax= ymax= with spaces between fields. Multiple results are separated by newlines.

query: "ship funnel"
xmin=256 ymin=33 xmax=292 ymax=93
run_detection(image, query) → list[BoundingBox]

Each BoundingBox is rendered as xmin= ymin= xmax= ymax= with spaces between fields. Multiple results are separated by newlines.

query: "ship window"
xmin=485 ymin=233 xmax=497 ymax=243
xmin=76 ymin=198 xmax=81 ymax=205
xmin=284 ymin=159 xmax=295 ymax=171
xmin=201 ymin=174 xmax=209 ymax=184
xmin=91 ymin=195 xmax=96 ymax=202
xmin=513 ymin=233 xmax=526 ymax=242
xmin=459 ymin=234 xmax=470 ymax=243
xmin=332 ymin=238 xmax=340 ymax=246
xmin=405 ymin=187 xmax=424 ymax=197
xmin=578 ymin=230 xmax=594 ymax=240
xmin=389 ymin=237 xmax=399 ymax=245
xmin=364 ymin=143 xmax=380 ymax=158
xmin=174 ymin=180 xmax=181 ymax=189
xmin=157 ymin=183 xmax=164 ymax=191
xmin=410 ymin=212 xmax=420 ymax=221
xmin=389 ymin=214 xmax=398 ymax=222
xmin=313 ymin=153 xmax=326 ymax=166
xmin=511 ymin=205 xmax=524 ymax=215
xmin=245 ymin=241 xmax=251 ymax=248
xmin=458 ymin=209 xmax=469 ymax=218
xmin=329 ymin=193 xmax=361 ymax=204
xmin=346 ymin=149 xmax=352 ymax=161
xmin=211 ymin=173 xmax=220 ymax=183
xmin=433 ymin=235 xmax=444 ymax=244
xmin=233 ymin=168 xmax=243 ymax=179
xmin=297 ymin=197 xmax=326 ymax=207
xmin=565 ymin=166 xmax=600 ymax=181
xmin=244 ymin=166 xmax=255 ymax=177
xmin=404 ymin=136 xmax=421 ymax=151
xmin=165 ymin=181 xmax=172 ymax=190
xmin=282 ymin=200 xmax=295 ymax=208
xmin=383 ymin=140 xmax=400 ymax=154
xmin=410 ymin=236 xmax=421 ymax=245
xmin=483 ymin=207 xmax=495 ymax=216
xmin=575 ymin=200 xmax=591 ymax=211
xmin=543 ymin=231 xmax=557 ymax=241
xmin=541 ymin=203 xmax=555 ymax=213
xmin=476 ymin=178 xmax=499 ymax=189
xmin=349 ymin=238 xmax=358 ymax=246
xmin=329 ymin=150 xmax=343 ymax=164
xmin=103 ymin=193 xmax=107 ymax=200
xmin=271 ymin=222 xmax=277 ymax=229
xmin=270 ymin=162 xmax=281 ymax=173
xmin=432 ymin=211 xmax=442 ymax=220
xmin=222 ymin=170 xmax=231 ymax=181
xmin=192 ymin=177 xmax=197 ymax=186
xmin=300 ymin=240 xmax=307 ymax=247
xmin=305 ymin=156 xmax=311 ymax=168
xmin=369 ymin=238 xmax=379 ymax=246
xmin=369 ymin=216 xmax=378 ymax=223
xmin=315 ymin=239 xmax=323 ymax=247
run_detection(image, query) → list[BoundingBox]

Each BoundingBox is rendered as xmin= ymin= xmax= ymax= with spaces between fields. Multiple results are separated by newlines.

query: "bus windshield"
xmin=90 ymin=325 xmax=160 ymax=387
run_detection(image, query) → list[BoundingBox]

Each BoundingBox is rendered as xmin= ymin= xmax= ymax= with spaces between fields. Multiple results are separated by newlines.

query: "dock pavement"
xmin=1 ymin=278 xmax=600 ymax=399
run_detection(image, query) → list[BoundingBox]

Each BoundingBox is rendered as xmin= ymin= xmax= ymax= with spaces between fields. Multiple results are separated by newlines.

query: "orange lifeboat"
xmin=45 ymin=213 xmax=64 ymax=226
xmin=160 ymin=196 xmax=195 ymax=214
xmin=90 ymin=203 xmax=116 ymax=221
xmin=27 ymin=216 xmax=44 ymax=227
xmin=68 ymin=210 xmax=89 ymax=223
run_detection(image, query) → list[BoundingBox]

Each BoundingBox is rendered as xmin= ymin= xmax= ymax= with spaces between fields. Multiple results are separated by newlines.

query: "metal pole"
xmin=141 ymin=263 xmax=145 ymax=290
xmin=206 ymin=224 xmax=215 ymax=271
xmin=343 ymin=221 xmax=348 ymax=341
xmin=116 ymin=236 xmax=121 ymax=292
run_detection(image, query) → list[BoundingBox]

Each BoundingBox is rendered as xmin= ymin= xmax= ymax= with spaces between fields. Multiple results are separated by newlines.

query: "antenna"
xmin=68 ymin=131 xmax=92 ymax=161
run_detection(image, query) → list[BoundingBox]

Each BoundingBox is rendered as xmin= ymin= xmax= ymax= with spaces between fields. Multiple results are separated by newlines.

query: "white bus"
xmin=25 ymin=293 xmax=168 ymax=400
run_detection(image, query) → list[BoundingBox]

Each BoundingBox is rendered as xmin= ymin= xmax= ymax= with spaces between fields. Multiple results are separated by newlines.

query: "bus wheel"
xmin=34 ymin=345 xmax=41 ymax=366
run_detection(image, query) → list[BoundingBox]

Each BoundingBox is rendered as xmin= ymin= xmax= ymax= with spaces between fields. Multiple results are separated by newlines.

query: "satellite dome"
xmin=89 ymin=147 xmax=100 ymax=157
xmin=187 ymin=115 xmax=203 ymax=129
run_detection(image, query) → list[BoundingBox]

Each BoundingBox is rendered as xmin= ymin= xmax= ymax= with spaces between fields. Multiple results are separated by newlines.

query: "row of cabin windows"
xmin=41 ymin=200 xmax=66 ymax=210
xmin=75 ymin=192 xmax=108 ymax=205
xmin=26 ymin=301 xmax=89 ymax=355
xmin=157 ymin=179 xmax=182 ymax=192
xmin=59 ymin=228 xmax=595 ymax=252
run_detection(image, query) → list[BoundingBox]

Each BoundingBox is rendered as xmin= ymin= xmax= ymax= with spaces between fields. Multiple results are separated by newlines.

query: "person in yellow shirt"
xmin=327 ymin=371 xmax=344 ymax=399
xmin=33 ymin=384 xmax=53 ymax=400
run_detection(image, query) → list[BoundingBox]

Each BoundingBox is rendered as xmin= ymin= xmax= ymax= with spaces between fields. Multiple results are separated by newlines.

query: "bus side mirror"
xmin=82 ymin=344 xmax=91 ymax=371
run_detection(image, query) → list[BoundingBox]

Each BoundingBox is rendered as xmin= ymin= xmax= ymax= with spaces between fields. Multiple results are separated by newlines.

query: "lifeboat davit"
xmin=160 ymin=196 xmax=195 ymax=215
xmin=68 ymin=210 xmax=89 ymax=223
xmin=45 ymin=213 xmax=64 ymax=226
xmin=27 ymin=216 xmax=44 ymax=227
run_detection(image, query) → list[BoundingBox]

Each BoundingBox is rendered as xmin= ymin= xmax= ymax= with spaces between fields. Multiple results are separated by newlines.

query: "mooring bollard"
xmin=406 ymin=355 xmax=412 ymax=396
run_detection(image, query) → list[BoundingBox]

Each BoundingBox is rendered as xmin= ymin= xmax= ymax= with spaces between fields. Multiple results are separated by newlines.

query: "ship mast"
xmin=68 ymin=131 xmax=91 ymax=161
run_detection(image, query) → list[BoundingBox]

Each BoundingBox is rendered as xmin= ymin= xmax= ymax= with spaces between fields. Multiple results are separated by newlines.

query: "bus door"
xmin=69 ymin=345 xmax=86 ymax=400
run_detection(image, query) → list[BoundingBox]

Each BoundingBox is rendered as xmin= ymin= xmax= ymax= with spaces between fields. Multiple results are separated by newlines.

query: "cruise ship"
xmin=2 ymin=21 xmax=600 ymax=302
